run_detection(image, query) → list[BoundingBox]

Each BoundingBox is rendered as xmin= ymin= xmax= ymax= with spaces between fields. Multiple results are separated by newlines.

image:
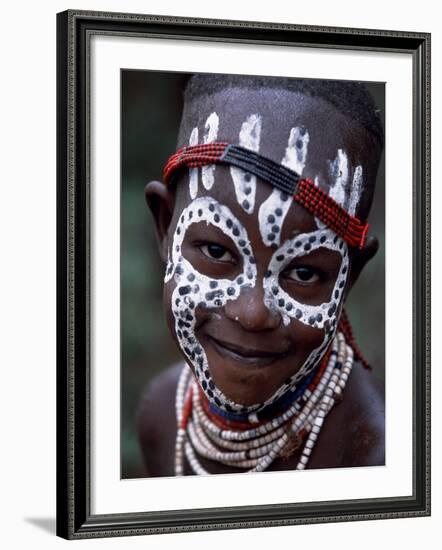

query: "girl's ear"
xmin=345 ymin=235 xmax=379 ymax=298
xmin=144 ymin=180 xmax=175 ymax=262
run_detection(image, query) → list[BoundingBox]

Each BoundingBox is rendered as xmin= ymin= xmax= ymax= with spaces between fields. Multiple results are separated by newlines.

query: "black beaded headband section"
xmin=163 ymin=142 xmax=369 ymax=249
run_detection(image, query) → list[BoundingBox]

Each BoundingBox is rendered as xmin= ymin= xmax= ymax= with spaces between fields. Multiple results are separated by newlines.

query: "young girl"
xmin=137 ymin=74 xmax=385 ymax=476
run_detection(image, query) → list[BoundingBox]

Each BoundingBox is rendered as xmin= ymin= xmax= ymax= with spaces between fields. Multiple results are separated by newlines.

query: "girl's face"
xmin=163 ymin=175 xmax=350 ymax=413
xmin=152 ymin=88 xmax=379 ymax=415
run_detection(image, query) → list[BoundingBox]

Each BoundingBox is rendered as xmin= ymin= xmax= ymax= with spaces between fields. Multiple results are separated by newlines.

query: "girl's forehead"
xmin=178 ymin=87 xmax=374 ymax=199
xmin=178 ymin=167 xmax=317 ymax=246
xmin=180 ymin=87 xmax=357 ymax=162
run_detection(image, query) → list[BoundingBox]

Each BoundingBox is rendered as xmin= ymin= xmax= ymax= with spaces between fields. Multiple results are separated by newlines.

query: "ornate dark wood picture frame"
xmin=56 ymin=9 xmax=430 ymax=539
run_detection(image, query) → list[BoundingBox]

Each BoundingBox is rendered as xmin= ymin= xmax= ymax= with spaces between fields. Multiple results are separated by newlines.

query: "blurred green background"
xmin=121 ymin=71 xmax=385 ymax=478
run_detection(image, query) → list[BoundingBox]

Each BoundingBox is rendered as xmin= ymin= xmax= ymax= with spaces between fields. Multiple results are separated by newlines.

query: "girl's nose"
xmin=224 ymin=282 xmax=281 ymax=331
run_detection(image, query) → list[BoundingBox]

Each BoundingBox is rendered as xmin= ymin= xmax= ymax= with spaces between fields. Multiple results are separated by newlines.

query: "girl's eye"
xmin=200 ymin=243 xmax=234 ymax=263
xmin=285 ymin=266 xmax=320 ymax=284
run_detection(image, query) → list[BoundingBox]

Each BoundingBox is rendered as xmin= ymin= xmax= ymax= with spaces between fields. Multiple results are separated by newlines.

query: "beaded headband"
xmin=163 ymin=142 xmax=369 ymax=249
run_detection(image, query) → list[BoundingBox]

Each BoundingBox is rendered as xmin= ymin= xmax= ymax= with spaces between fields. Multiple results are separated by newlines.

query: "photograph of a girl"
xmin=121 ymin=72 xmax=385 ymax=478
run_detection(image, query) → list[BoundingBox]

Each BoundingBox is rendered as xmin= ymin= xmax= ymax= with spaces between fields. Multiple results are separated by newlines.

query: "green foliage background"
xmin=121 ymin=71 xmax=385 ymax=478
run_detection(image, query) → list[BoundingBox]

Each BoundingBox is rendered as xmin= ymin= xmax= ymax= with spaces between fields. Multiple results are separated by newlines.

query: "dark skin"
xmin=137 ymin=88 xmax=385 ymax=476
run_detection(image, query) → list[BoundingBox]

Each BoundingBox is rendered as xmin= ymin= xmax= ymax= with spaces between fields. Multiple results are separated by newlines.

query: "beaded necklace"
xmin=175 ymin=330 xmax=354 ymax=475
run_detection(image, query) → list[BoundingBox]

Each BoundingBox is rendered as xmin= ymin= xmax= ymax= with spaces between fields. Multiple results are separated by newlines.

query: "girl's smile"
xmin=164 ymin=169 xmax=349 ymax=411
xmin=149 ymin=85 xmax=381 ymax=415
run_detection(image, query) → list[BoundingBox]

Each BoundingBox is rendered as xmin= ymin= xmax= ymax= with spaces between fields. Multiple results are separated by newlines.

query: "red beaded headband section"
xmin=294 ymin=180 xmax=370 ymax=249
xmin=163 ymin=142 xmax=369 ymax=249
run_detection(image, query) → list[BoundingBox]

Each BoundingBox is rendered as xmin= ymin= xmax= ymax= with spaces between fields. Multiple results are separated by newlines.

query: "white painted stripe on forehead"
xmin=312 ymin=175 xmax=326 ymax=230
xmin=202 ymin=112 xmax=219 ymax=190
xmin=258 ymin=126 xmax=309 ymax=246
xmin=328 ymin=149 xmax=349 ymax=208
xmin=188 ymin=126 xmax=199 ymax=199
xmin=348 ymin=165 xmax=363 ymax=216
xmin=230 ymin=113 xmax=262 ymax=214
xmin=239 ymin=113 xmax=261 ymax=151
xmin=282 ymin=126 xmax=309 ymax=173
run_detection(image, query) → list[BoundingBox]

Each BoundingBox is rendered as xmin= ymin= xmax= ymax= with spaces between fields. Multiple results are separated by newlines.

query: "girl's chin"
xmin=199 ymin=351 xmax=303 ymax=408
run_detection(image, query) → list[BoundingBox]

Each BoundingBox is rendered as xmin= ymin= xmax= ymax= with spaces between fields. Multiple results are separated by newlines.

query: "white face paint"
xmin=165 ymin=196 xmax=258 ymax=413
xmin=166 ymin=196 xmax=349 ymax=415
xmin=201 ymin=112 xmax=219 ymax=190
xmin=188 ymin=127 xmax=199 ymax=199
xmin=264 ymin=230 xmax=348 ymax=329
xmin=312 ymin=175 xmax=327 ymax=230
xmin=327 ymin=150 xmax=364 ymax=216
xmin=328 ymin=148 xmax=349 ymax=207
xmin=258 ymin=127 xmax=309 ymax=246
xmin=348 ymin=165 xmax=363 ymax=216
xmin=230 ymin=114 xmax=262 ymax=214
xmin=282 ymin=126 xmax=310 ymax=174
xmin=257 ymin=189 xmax=292 ymax=247
xmin=260 ymin=230 xmax=349 ymax=402
xmin=165 ymin=121 xmax=359 ymax=415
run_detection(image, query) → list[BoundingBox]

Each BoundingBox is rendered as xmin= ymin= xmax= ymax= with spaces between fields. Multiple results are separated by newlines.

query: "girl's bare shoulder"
xmin=333 ymin=363 xmax=385 ymax=466
xmin=136 ymin=362 xmax=185 ymax=477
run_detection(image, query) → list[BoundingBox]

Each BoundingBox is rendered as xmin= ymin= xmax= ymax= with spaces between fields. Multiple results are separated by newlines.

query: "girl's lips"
xmin=207 ymin=335 xmax=289 ymax=368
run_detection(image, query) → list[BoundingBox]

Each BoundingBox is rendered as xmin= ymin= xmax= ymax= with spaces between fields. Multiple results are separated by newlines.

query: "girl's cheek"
xmin=287 ymin=318 xmax=325 ymax=352
xmin=163 ymin=280 xmax=177 ymax=337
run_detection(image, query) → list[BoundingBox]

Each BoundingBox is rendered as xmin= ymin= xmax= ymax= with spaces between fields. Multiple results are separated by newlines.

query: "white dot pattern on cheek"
xmin=264 ymin=229 xmax=349 ymax=328
xmin=165 ymin=197 xmax=259 ymax=413
xmin=259 ymin=229 xmax=349 ymax=395
xmin=165 ymin=201 xmax=349 ymax=416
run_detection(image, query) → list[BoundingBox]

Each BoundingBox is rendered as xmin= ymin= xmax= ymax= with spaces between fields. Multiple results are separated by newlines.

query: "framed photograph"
xmin=56 ymin=9 xmax=430 ymax=539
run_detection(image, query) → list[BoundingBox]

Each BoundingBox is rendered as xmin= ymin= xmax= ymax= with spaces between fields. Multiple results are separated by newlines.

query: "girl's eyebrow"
xmin=184 ymin=218 xmax=247 ymax=247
